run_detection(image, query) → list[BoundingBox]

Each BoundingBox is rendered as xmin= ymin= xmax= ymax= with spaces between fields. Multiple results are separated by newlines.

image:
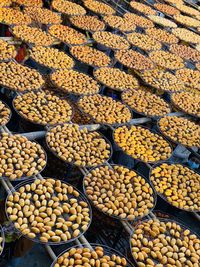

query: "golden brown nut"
xmin=13 ymin=89 xmax=73 ymax=126
xmin=30 ymin=46 xmax=74 ymax=70
xmin=140 ymin=69 xmax=184 ymax=92
xmin=52 ymin=0 xmax=86 ymax=16
xmin=154 ymin=3 xmax=180 ymax=16
xmin=159 ymin=116 xmax=200 ymax=147
xmin=94 ymin=67 xmax=138 ymax=91
xmin=51 ymin=69 xmax=99 ymax=95
xmin=85 ymin=165 xmax=155 ymax=220
xmin=84 ymin=0 xmax=115 ymax=15
xmin=0 ymin=61 xmax=44 ymax=92
xmin=172 ymin=27 xmax=200 ymax=44
xmin=48 ymin=24 xmax=87 ymax=46
xmin=0 ymin=7 xmax=32 ymax=25
xmin=115 ymin=49 xmax=154 ymax=71
xmin=172 ymin=91 xmax=200 ymax=117
xmin=70 ymin=46 xmax=111 ymax=67
xmin=176 ymin=68 xmax=200 ymax=89
xmin=151 ymin=163 xmax=200 ymax=211
xmin=148 ymin=15 xmax=177 ymax=28
xmin=174 ymin=14 xmax=200 ymax=28
xmin=124 ymin=13 xmax=154 ymax=28
xmin=0 ymin=133 xmax=46 ymax=180
xmin=131 ymin=218 xmax=200 ymax=266
xmin=0 ymin=39 xmax=16 ymax=62
xmin=122 ymin=88 xmax=170 ymax=117
xmin=46 ymin=124 xmax=111 ymax=167
xmin=114 ymin=125 xmax=172 ymax=163
xmin=6 ymin=177 xmax=91 ymax=242
xmin=69 ymin=15 xmax=105 ymax=32
xmin=78 ymin=94 xmax=132 ymax=125
xmin=12 ymin=25 xmax=57 ymax=46
xmin=146 ymin=27 xmax=178 ymax=44
xmin=103 ymin=15 xmax=136 ymax=32
xmin=175 ymin=3 xmax=200 ymax=16
xmin=0 ymin=101 xmax=11 ymax=126
xmin=127 ymin=32 xmax=162 ymax=51
xmin=12 ymin=0 xmax=43 ymax=6
xmin=93 ymin=31 xmax=130 ymax=50
xmin=54 ymin=246 xmax=127 ymax=267
xmin=170 ymin=43 xmax=200 ymax=62
xmin=149 ymin=50 xmax=184 ymax=70
xmin=130 ymin=1 xmax=156 ymax=15
xmin=24 ymin=6 xmax=62 ymax=25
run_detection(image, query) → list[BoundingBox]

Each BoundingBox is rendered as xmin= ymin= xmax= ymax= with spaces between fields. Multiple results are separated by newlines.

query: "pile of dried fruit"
xmin=6 ymin=178 xmax=91 ymax=242
xmin=0 ymin=133 xmax=46 ymax=180
xmin=69 ymin=15 xmax=105 ymax=32
xmin=114 ymin=125 xmax=172 ymax=162
xmin=78 ymin=94 xmax=132 ymax=125
xmin=146 ymin=28 xmax=178 ymax=44
xmin=176 ymin=68 xmax=200 ymax=90
xmin=150 ymin=163 xmax=200 ymax=211
xmin=52 ymin=0 xmax=86 ymax=16
xmin=169 ymin=43 xmax=200 ymax=62
xmin=12 ymin=0 xmax=43 ymax=7
xmin=172 ymin=27 xmax=200 ymax=44
xmin=0 ymin=7 xmax=32 ymax=25
xmin=84 ymin=0 xmax=115 ymax=15
xmin=154 ymin=3 xmax=180 ymax=16
xmin=124 ymin=13 xmax=154 ymax=28
xmin=103 ymin=15 xmax=136 ymax=32
xmin=46 ymin=124 xmax=111 ymax=167
xmin=84 ymin=165 xmax=155 ymax=220
xmin=130 ymin=1 xmax=156 ymax=15
xmin=13 ymin=90 xmax=73 ymax=126
xmin=0 ymin=39 xmax=16 ymax=62
xmin=148 ymin=15 xmax=177 ymax=28
xmin=174 ymin=14 xmax=200 ymax=28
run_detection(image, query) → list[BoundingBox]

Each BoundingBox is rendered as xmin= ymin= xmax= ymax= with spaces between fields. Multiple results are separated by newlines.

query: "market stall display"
xmin=51 ymin=69 xmax=100 ymax=95
xmin=52 ymin=0 xmax=86 ymax=16
xmin=0 ymin=133 xmax=46 ymax=180
xmin=0 ymin=7 xmax=32 ymax=25
xmin=46 ymin=123 xmax=111 ymax=167
xmin=131 ymin=218 xmax=200 ymax=266
xmin=169 ymin=43 xmax=200 ymax=62
xmin=127 ymin=32 xmax=162 ymax=51
xmin=122 ymin=89 xmax=171 ymax=117
xmin=114 ymin=125 xmax=172 ymax=163
xmin=0 ymin=61 xmax=44 ymax=92
xmin=84 ymin=164 xmax=155 ymax=220
xmin=158 ymin=116 xmax=200 ymax=148
xmin=69 ymin=15 xmax=105 ymax=32
xmin=6 ymin=178 xmax=91 ymax=243
xmin=0 ymin=39 xmax=17 ymax=62
xmin=150 ymin=163 xmax=200 ymax=211
xmin=146 ymin=27 xmax=178 ymax=44
xmin=30 ymin=46 xmax=74 ymax=70
xmin=70 ymin=46 xmax=111 ymax=68
xmin=13 ymin=90 xmax=73 ymax=126
xmin=171 ymin=91 xmax=200 ymax=117
xmin=92 ymin=31 xmax=130 ymax=50
xmin=24 ymin=6 xmax=62 ymax=25
xmin=12 ymin=25 xmax=57 ymax=46
xmin=115 ymin=49 xmax=154 ymax=71
xmin=0 ymin=100 xmax=11 ymax=126
xmin=103 ymin=15 xmax=136 ymax=33
xmin=83 ymin=0 xmax=115 ymax=15
xmin=48 ymin=24 xmax=87 ymax=46
xmin=78 ymin=94 xmax=132 ymax=125
xmin=93 ymin=67 xmax=139 ymax=91
xmin=123 ymin=13 xmax=154 ymax=28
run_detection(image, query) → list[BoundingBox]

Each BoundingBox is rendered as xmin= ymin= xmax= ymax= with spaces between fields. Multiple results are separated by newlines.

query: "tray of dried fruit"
xmin=69 ymin=46 xmax=114 ymax=69
xmin=157 ymin=115 xmax=200 ymax=149
xmin=0 ymin=100 xmax=12 ymax=127
xmin=83 ymin=163 xmax=157 ymax=222
xmin=112 ymin=124 xmax=173 ymax=165
xmin=170 ymin=91 xmax=200 ymax=119
xmin=12 ymin=89 xmax=74 ymax=128
xmin=50 ymin=69 xmax=101 ymax=97
xmin=83 ymin=0 xmax=116 ymax=17
xmin=130 ymin=217 xmax=200 ymax=267
xmin=0 ymin=133 xmax=47 ymax=182
xmin=93 ymin=67 xmax=139 ymax=92
xmin=6 ymin=177 xmax=92 ymax=245
xmin=51 ymin=243 xmax=135 ymax=267
xmin=77 ymin=94 xmax=133 ymax=127
xmin=121 ymin=88 xmax=172 ymax=119
xmin=0 ymin=225 xmax=5 ymax=256
xmin=45 ymin=123 xmax=113 ymax=169
xmin=149 ymin=161 xmax=200 ymax=213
